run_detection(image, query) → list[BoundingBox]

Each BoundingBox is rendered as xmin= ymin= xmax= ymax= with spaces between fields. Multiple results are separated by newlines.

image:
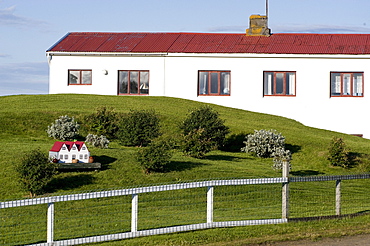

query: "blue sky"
xmin=1 ymin=0 xmax=370 ymax=96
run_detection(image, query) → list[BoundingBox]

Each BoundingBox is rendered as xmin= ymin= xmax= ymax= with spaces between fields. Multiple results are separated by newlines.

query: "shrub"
xmin=327 ymin=137 xmax=350 ymax=168
xmin=182 ymin=128 xmax=215 ymax=158
xmin=85 ymin=134 xmax=110 ymax=148
xmin=241 ymin=129 xmax=286 ymax=158
xmin=272 ymin=147 xmax=292 ymax=171
xmin=179 ymin=106 xmax=229 ymax=149
xmin=16 ymin=149 xmax=57 ymax=197
xmin=117 ymin=109 xmax=161 ymax=147
xmin=136 ymin=140 xmax=173 ymax=173
xmin=47 ymin=115 xmax=80 ymax=140
xmin=84 ymin=107 xmax=119 ymax=139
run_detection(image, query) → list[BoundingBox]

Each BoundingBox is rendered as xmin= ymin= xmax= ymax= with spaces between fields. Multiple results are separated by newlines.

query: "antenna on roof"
xmin=266 ymin=0 xmax=269 ymax=26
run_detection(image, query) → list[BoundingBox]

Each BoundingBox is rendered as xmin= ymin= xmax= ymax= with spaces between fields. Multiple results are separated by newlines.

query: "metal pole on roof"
xmin=266 ymin=0 xmax=269 ymax=24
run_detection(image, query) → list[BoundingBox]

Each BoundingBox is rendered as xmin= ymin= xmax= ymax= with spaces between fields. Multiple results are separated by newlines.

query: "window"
xmin=64 ymin=155 xmax=68 ymax=159
xmin=264 ymin=71 xmax=296 ymax=96
xmin=72 ymin=154 xmax=76 ymax=159
xmin=198 ymin=71 xmax=230 ymax=96
xmin=68 ymin=70 xmax=92 ymax=85
xmin=118 ymin=70 xmax=149 ymax=95
xmin=84 ymin=154 xmax=88 ymax=159
xmin=79 ymin=154 xmax=83 ymax=160
xmin=331 ymin=72 xmax=363 ymax=97
xmin=60 ymin=155 xmax=63 ymax=160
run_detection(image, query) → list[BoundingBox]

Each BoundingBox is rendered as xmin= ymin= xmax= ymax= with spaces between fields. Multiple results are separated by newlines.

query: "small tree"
xmin=328 ymin=137 xmax=350 ymax=168
xmin=117 ymin=109 xmax=161 ymax=147
xmin=136 ymin=140 xmax=173 ymax=173
xmin=241 ymin=129 xmax=286 ymax=158
xmin=180 ymin=106 xmax=229 ymax=149
xmin=84 ymin=107 xmax=119 ymax=139
xmin=181 ymin=128 xmax=215 ymax=158
xmin=16 ymin=149 xmax=57 ymax=197
xmin=47 ymin=115 xmax=80 ymax=140
xmin=85 ymin=134 xmax=110 ymax=148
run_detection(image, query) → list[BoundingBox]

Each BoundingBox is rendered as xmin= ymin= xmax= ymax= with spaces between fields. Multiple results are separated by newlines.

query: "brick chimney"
xmin=246 ymin=14 xmax=271 ymax=36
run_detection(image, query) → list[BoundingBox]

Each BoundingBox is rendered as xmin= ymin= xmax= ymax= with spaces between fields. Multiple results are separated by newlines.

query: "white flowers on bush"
xmin=47 ymin=115 xmax=80 ymax=140
xmin=241 ymin=129 xmax=291 ymax=170
xmin=272 ymin=147 xmax=292 ymax=171
xmin=86 ymin=134 xmax=109 ymax=148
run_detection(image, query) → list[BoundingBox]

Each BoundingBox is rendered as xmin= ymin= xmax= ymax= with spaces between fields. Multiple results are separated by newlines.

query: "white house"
xmin=47 ymin=15 xmax=370 ymax=138
xmin=49 ymin=141 xmax=90 ymax=163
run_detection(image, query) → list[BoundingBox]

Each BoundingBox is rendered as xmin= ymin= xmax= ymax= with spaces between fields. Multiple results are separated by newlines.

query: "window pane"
xmin=199 ymin=72 xmax=209 ymax=94
xmin=331 ymin=73 xmax=341 ymax=96
xmin=119 ymin=71 xmax=128 ymax=93
xmin=264 ymin=72 xmax=273 ymax=95
xmin=139 ymin=71 xmax=149 ymax=94
xmin=210 ymin=72 xmax=219 ymax=94
xmin=353 ymin=73 xmax=363 ymax=96
xmin=82 ymin=71 xmax=92 ymax=84
xmin=286 ymin=73 xmax=295 ymax=95
xmin=130 ymin=71 xmax=139 ymax=94
xmin=220 ymin=72 xmax=230 ymax=95
xmin=342 ymin=74 xmax=351 ymax=95
xmin=275 ymin=73 xmax=284 ymax=94
xmin=69 ymin=71 xmax=80 ymax=84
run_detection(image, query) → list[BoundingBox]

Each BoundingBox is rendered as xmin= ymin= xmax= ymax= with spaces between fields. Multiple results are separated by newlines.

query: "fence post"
xmin=207 ymin=186 xmax=214 ymax=224
xmin=47 ymin=202 xmax=54 ymax=243
xmin=132 ymin=194 xmax=138 ymax=232
xmin=282 ymin=160 xmax=290 ymax=219
xmin=336 ymin=179 xmax=341 ymax=216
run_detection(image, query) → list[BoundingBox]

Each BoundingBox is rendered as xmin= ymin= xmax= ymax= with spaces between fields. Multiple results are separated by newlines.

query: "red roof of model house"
xmin=47 ymin=32 xmax=370 ymax=55
xmin=49 ymin=141 xmax=86 ymax=152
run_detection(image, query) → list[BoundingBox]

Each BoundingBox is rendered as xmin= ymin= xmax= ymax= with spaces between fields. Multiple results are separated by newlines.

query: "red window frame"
xmin=198 ymin=71 xmax=231 ymax=96
xmin=330 ymin=72 xmax=364 ymax=97
xmin=263 ymin=71 xmax=296 ymax=96
xmin=118 ymin=70 xmax=149 ymax=95
xmin=68 ymin=70 xmax=92 ymax=85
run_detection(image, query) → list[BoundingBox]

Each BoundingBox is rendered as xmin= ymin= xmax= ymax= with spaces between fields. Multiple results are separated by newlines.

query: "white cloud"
xmin=0 ymin=5 xmax=48 ymax=29
xmin=0 ymin=62 xmax=49 ymax=96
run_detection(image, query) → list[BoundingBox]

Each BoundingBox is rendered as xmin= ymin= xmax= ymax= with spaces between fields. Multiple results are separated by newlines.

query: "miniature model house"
xmin=49 ymin=141 xmax=90 ymax=163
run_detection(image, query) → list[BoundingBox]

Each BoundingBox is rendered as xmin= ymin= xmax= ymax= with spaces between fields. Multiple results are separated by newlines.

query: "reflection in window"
xmin=118 ymin=70 xmax=149 ymax=95
xmin=198 ymin=71 xmax=230 ymax=96
xmin=331 ymin=72 xmax=363 ymax=97
xmin=68 ymin=70 xmax=92 ymax=85
xmin=264 ymin=71 xmax=296 ymax=96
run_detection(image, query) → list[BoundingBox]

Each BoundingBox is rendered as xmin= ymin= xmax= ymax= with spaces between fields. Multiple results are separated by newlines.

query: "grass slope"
xmin=1 ymin=94 xmax=370 ymax=245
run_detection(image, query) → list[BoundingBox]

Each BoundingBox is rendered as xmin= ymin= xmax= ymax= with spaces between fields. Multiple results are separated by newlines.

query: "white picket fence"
xmin=1 ymin=162 xmax=370 ymax=246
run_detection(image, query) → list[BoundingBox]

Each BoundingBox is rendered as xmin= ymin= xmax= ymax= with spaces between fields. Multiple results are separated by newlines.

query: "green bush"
xmin=84 ymin=107 xmax=119 ymax=139
xmin=136 ymin=140 xmax=173 ymax=173
xmin=47 ymin=115 xmax=80 ymax=140
xmin=241 ymin=129 xmax=286 ymax=158
xmin=179 ymin=106 xmax=229 ymax=149
xmin=182 ymin=128 xmax=215 ymax=158
xmin=117 ymin=109 xmax=161 ymax=147
xmin=327 ymin=137 xmax=350 ymax=168
xmin=16 ymin=149 xmax=57 ymax=197
xmin=85 ymin=134 xmax=110 ymax=148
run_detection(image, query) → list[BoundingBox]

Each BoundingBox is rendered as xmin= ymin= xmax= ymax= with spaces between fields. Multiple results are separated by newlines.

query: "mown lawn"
xmin=1 ymin=94 xmax=370 ymax=245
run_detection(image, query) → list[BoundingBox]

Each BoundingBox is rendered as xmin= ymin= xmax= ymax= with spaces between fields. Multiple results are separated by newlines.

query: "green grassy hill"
xmin=2 ymin=94 xmax=370 ymax=245
xmin=1 ymin=94 xmax=369 ymax=200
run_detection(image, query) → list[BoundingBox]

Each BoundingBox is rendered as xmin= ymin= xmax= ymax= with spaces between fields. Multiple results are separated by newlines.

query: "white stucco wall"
xmin=47 ymin=52 xmax=370 ymax=138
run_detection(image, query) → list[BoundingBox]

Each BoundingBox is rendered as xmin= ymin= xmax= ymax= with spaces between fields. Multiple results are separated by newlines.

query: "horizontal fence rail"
xmin=1 ymin=171 xmax=370 ymax=245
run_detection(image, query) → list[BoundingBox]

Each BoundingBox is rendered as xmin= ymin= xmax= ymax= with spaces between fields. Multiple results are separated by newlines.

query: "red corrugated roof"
xmin=47 ymin=32 xmax=370 ymax=55
xmin=49 ymin=141 xmax=86 ymax=152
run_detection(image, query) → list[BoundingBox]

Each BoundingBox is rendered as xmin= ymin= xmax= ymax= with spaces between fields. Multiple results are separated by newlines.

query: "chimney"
xmin=246 ymin=14 xmax=271 ymax=36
